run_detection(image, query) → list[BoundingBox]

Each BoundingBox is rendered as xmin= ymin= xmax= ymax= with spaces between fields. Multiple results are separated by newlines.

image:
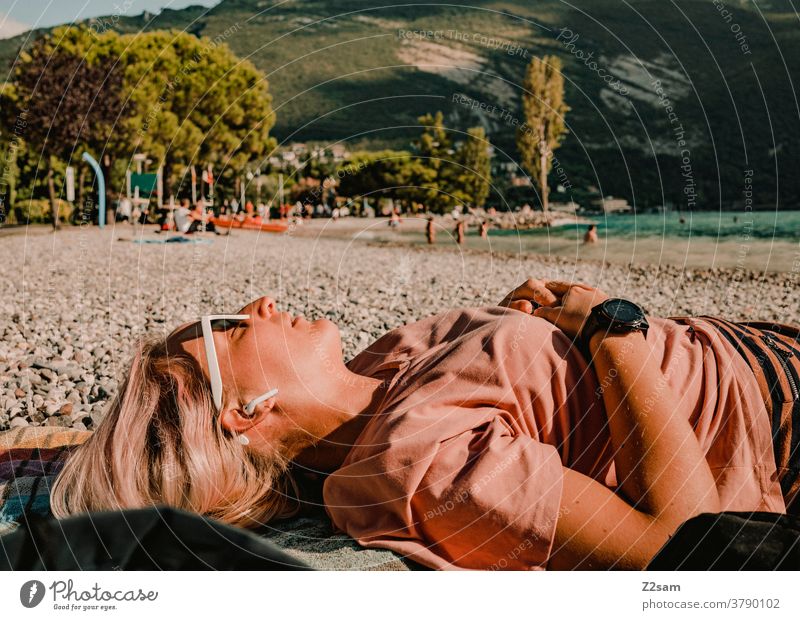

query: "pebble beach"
xmin=1 ymin=222 xmax=799 ymax=432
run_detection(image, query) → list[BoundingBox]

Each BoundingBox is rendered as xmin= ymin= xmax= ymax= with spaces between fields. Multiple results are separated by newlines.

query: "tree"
xmin=413 ymin=111 xmax=457 ymax=213
xmin=337 ymin=151 xmax=413 ymax=199
xmin=119 ymin=30 xmax=276 ymax=196
xmin=412 ymin=115 xmax=494 ymax=212
xmin=453 ymin=127 xmax=492 ymax=209
xmin=517 ymin=55 xmax=569 ymax=213
xmin=0 ymin=84 xmax=21 ymax=222
xmin=9 ymin=26 xmax=277 ymax=223
xmin=10 ymin=28 xmax=124 ymax=228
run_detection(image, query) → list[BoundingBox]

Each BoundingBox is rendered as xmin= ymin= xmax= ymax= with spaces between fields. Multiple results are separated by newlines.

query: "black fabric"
xmin=0 ymin=505 xmax=310 ymax=570
xmin=647 ymin=511 xmax=800 ymax=570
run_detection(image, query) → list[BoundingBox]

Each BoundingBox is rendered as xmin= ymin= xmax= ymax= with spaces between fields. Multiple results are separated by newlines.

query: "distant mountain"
xmin=2 ymin=0 xmax=799 ymax=208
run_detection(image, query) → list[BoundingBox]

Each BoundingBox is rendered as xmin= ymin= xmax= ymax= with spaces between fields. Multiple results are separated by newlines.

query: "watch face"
xmin=602 ymin=299 xmax=642 ymax=323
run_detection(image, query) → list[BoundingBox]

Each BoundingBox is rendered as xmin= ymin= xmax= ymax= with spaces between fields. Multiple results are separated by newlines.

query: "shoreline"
xmin=4 ymin=217 xmax=800 ymax=274
xmin=286 ymin=216 xmax=800 ymax=275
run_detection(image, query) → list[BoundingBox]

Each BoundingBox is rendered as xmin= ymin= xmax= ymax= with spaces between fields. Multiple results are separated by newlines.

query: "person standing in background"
xmin=455 ymin=219 xmax=465 ymax=245
xmin=426 ymin=215 xmax=436 ymax=245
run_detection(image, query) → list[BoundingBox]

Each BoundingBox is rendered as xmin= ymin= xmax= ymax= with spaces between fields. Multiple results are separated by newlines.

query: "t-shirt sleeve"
xmin=409 ymin=414 xmax=565 ymax=570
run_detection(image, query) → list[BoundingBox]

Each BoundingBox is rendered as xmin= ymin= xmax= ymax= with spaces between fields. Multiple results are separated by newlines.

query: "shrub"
xmin=1 ymin=199 xmax=74 ymax=225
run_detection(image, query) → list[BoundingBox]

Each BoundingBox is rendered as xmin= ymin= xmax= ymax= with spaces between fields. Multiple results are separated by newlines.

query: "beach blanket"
xmin=0 ymin=427 xmax=92 ymax=535
xmin=1 ymin=505 xmax=311 ymax=570
xmin=130 ymin=236 xmax=213 ymax=244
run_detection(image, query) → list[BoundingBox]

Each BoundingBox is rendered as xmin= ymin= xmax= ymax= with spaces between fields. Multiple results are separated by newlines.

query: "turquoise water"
xmin=490 ymin=210 xmax=800 ymax=241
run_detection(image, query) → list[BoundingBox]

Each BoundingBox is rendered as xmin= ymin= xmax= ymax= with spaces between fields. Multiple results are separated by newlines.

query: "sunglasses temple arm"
xmin=245 ymin=388 xmax=279 ymax=415
xmin=202 ymin=321 xmax=224 ymax=411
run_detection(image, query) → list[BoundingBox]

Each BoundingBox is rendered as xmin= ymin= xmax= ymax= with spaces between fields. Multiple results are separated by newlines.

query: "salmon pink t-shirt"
xmin=323 ymin=306 xmax=785 ymax=570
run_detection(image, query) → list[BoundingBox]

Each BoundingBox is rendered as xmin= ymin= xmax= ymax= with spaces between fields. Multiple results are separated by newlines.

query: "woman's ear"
xmin=219 ymin=394 xmax=277 ymax=435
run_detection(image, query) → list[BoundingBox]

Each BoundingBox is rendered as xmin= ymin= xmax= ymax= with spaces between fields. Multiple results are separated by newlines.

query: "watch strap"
xmin=578 ymin=306 xmax=604 ymax=361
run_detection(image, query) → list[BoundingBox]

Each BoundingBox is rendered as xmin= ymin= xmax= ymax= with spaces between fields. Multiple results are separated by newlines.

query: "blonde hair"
xmin=50 ymin=337 xmax=298 ymax=528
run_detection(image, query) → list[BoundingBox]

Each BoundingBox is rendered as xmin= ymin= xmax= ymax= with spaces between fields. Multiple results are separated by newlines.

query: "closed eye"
xmin=209 ymin=318 xmax=247 ymax=334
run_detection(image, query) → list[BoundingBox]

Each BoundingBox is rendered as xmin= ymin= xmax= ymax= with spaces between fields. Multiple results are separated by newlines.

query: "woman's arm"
xmin=587 ymin=330 xmax=720 ymax=526
xmin=533 ymin=281 xmax=720 ymax=569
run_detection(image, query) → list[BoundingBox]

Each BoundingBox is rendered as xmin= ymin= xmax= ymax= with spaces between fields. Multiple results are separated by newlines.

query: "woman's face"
xmin=169 ymin=296 xmax=349 ymax=457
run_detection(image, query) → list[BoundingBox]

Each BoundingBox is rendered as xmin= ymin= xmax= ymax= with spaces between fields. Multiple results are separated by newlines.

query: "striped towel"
xmin=0 ymin=427 xmax=92 ymax=535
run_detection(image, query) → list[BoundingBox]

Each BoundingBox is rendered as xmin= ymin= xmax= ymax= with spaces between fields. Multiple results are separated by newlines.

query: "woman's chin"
xmin=311 ymin=317 xmax=333 ymax=331
xmin=312 ymin=317 xmax=343 ymax=349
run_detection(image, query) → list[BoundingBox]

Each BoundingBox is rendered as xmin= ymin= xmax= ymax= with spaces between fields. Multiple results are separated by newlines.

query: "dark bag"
xmin=0 ymin=505 xmax=310 ymax=570
xmin=647 ymin=511 xmax=800 ymax=570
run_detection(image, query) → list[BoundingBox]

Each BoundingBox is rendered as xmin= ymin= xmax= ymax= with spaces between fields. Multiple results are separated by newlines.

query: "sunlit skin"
xmin=168 ymin=296 xmax=392 ymax=472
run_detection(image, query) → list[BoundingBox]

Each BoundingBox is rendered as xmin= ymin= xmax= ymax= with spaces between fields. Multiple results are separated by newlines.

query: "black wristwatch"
xmin=579 ymin=298 xmax=649 ymax=360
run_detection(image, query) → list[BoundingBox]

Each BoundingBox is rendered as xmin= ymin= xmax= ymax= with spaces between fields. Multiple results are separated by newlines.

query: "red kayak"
xmin=210 ymin=216 xmax=288 ymax=233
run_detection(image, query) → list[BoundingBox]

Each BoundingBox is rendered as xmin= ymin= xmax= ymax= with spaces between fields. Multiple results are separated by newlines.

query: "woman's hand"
xmin=532 ymin=281 xmax=609 ymax=339
xmin=498 ymin=278 xmax=559 ymax=314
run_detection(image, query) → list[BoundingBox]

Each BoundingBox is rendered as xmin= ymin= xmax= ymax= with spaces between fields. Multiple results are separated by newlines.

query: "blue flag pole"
xmin=82 ymin=152 xmax=106 ymax=228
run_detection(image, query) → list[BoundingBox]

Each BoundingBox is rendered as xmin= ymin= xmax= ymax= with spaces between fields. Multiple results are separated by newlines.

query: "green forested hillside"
xmin=2 ymin=0 xmax=798 ymax=208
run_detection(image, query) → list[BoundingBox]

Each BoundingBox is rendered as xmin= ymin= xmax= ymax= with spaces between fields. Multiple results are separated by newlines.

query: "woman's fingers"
xmin=501 ymin=278 xmax=549 ymax=308
xmin=532 ymin=305 xmax=561 ymax=323
xmin=502 ymin=278 xmax=592 ymax=312
xmin=519 ymin=278 xmax=558 ymax=306
xmin=508 ymin=299 xmax=534 ymax=314
xmin=544 ymin=280 xmax=576 ymax=295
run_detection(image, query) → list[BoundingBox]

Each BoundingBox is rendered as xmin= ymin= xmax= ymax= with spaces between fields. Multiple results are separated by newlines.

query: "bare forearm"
xmin=591 ymin=331 xmax=720 ymax=527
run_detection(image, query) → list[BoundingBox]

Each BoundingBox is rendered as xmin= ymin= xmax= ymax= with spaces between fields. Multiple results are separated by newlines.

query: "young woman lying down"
xmin=51 ymin=279 xmax=800 ymax=570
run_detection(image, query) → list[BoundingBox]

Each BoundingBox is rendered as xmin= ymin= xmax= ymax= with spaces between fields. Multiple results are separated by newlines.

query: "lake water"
xmin=474 ymin=211 xmax=800 ymax=273
xmin=498 ymin=210 xmax=800 ymax=242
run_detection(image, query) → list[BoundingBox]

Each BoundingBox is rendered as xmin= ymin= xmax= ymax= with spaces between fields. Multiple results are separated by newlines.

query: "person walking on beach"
xmin=480 ymin=220 xmax=489 ymax=239
xmin=455 ymin=219 xmax=465 ymax=245
xmin=426 ymin=215 xmax=436 ymax=245
xmin=584 ymin=224 xmax=598 ymax=244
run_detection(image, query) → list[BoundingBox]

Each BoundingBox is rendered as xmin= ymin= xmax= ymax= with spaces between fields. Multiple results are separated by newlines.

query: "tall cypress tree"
xmin=517 ymin=55 xmax=569 ymax=213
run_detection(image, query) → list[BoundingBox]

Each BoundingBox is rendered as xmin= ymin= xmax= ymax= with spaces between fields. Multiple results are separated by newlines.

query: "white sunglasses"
xmin=201 ymin=314 xmax=278 ymax=415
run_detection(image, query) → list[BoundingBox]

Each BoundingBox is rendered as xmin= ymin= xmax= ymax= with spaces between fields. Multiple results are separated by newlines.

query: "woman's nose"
xmin=254 ymin=296 xmax=276 ymax=318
